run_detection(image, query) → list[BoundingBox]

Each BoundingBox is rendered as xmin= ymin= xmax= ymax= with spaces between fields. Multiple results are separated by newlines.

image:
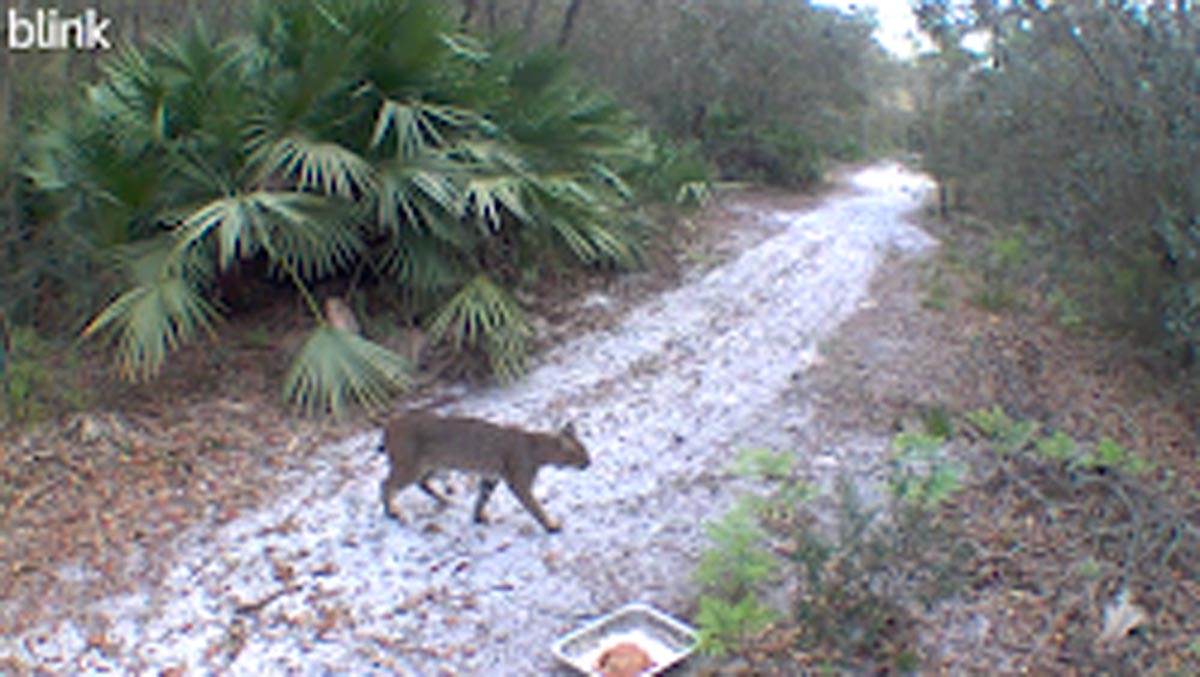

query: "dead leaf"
xmin=311 ymin=562 xmax=338 ymax=577
xmin=271 ymin=559 xmax=296 ymax=583
xmin=1095 ymin=588 xmax=1147 ymax=649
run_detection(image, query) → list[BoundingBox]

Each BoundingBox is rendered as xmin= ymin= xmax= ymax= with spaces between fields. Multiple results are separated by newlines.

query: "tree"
xmin=448 ymin=0 xmax=907 ymax=185
xmin=557 ymin=0 xmax=585 ymax=47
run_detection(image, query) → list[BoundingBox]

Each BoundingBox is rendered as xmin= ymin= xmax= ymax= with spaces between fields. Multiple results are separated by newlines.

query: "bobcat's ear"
xmin=561 ymin=421 xmax=577 ymax=437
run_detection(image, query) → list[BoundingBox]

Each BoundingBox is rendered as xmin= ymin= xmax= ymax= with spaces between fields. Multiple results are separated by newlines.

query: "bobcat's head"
xmin=553 ymin=422 xmax=591 ymax=469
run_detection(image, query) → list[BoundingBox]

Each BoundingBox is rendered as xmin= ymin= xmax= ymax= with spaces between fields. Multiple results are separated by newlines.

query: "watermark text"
xmin=6 ymin=8 xmax=112 ymax=51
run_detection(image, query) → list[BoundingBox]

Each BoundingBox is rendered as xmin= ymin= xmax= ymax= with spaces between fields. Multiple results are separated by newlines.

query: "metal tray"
xmin=551 ymin=602 xmax=698 ymax=676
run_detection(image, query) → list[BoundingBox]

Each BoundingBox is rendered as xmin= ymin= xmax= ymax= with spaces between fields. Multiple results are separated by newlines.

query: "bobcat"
xmin=379 ymin=412 xmax=591 ymax=532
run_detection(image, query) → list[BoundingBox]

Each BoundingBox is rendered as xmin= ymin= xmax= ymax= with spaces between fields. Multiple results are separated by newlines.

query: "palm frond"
xmin=543 ymin=214 xmax=599 ymax=264
xmin=255 ymin=134 xmax=377 ymax=199
xmin=590 ymin=162 xmax=636 ymax=202
xmin=262 ymin=198 xmax=364 ymax=281
xmin=381 ymin=232 xmax=464 ymax=293
xmin=150 ymin=20 xmax=242 ymax=86
xmin=370 ymin=99 xmax=478 ymax=159
xmin=174 ymin=190 xmax=350 ymax=275
xmin=105 ymin=234 xmax=211 ymax=286
xmin=375 ymin=155 xmax=463 ymax=242
xmin=461 ymin=174 xmax=531 ymax=232
xmin=82 ymin=238 xmax=218 ymax=381
xmin=427 ymin=275 xmax=530 ymax=380
xmin=23 ymin=103 xmax=169 ymax=248
xmin=534 ymin=178 xmax=643 ymax=268
xmin=92 ymin=45 xmax=169 ymax=145
xmin=443 ymin=139 xmax=535 ymax=231
xmin=283 ymin=326 xmax=411 ymax=416
xmin=573 ymin=218 xmax=643 ymax=268
xmin=539 ymin=173 xmax=601 ymax=206
xmin=439 ymin=33 xmax=489 ymax=66
xmin=148 ymin=24 xmax=250 ymax=148
xmin=453 ymin=139 xmax=528 ymax=174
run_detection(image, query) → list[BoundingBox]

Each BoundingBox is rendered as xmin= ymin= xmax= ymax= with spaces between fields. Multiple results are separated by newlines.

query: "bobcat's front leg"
xmin=505 ymin=475 xmax=562 ymax=533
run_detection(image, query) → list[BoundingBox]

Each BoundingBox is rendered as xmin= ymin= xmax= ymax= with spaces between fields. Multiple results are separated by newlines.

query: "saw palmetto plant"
xmin=23 ymin=0 xmax=651 ymax=415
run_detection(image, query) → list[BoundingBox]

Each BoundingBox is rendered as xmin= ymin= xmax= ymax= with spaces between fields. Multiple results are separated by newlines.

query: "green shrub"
xmin=965 ymin=405 xmax=1153 ymax=476
xmin=0 ymin=323 xmax=91 ymax=423
xmin=974 ymin=229 xmax=1029 ymax=311
xmin=965 ymin=405 xmax=1040 ymax=456
xmin=693 ymin=459 xmax=784 ymax=657
xmin=2 ymin=323 xmax=51 ymax=421
xmin=889 ymin=432 xmax=963 ymax=508
xmin=628 ymin=136 xmax=714 ymax=206
xmin=701 ymin=114 xmax=825 ymax=188
xmin=1048 ymin=289 xmax=1085 ymax=330
xmin=1156 ymin=211 xmax=1200 ymax=362
xmin=922 ymin=2 xmax=1200 ymax=367
xmin=693 ymin=444 xmax=971 ymax=671
xmin=758 ymin=124 xmax=824 ymax=187
xmin=17 ymin=0 xmax=650 ymax=414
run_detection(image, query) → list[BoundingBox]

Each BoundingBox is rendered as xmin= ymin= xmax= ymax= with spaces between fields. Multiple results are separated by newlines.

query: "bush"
xmin=14 ymin=0 xmax=651 ymax=414
xmin=919 ymin=2 xmax=1200 ymax=364
xmin=0 ymin=321 xmax=92 ymax=423
xmin=693 ymin=443 xmax=971 ymax=672
xmin=626 ymin=135 xmax=714 ymax=206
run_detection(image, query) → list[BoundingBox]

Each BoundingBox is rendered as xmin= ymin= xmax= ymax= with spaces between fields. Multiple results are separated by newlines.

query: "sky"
xmin=814 ymin=0 xmax=931 ymax=59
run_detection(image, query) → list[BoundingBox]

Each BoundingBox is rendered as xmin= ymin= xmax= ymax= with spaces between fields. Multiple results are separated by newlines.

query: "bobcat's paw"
xmin=543 ymin=518 xmax=562 ymax=533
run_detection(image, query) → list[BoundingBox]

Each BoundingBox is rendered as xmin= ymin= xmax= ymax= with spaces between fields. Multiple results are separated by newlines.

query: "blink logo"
xmin=6 ymin=8 xmax=113 ymax=50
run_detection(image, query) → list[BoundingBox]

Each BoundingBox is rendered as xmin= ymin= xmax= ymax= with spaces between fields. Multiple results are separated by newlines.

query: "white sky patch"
xmin=814 ymin=0 xmax=932 ymax=59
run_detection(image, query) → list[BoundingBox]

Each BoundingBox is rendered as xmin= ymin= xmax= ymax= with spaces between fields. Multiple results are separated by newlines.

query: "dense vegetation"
xmin=914 ymin=0 xmax=1200 ymax=363
xmin=464 ymin=0 xmax=907 ymax=186
xmin=3 ymin=0 xmax=656 ymax=415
